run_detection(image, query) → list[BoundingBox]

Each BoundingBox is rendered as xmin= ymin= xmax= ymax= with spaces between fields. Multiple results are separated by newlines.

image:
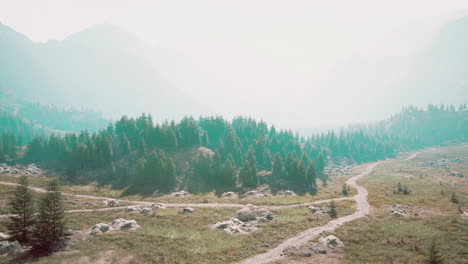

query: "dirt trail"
xmin=235 ymin=149 xmax=435 ymax=264
xmin=0 ymin=149 xmax=435 ymax=221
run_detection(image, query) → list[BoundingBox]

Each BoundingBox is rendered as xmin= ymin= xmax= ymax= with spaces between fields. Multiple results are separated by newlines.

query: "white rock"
xmin=151 ymin=203 xmax=166 ymax=210
xmin=123 ymin=206 xmax=142 ymax=213
xmin=111 ymin=218 xmax=140 ymax=230
xmin=139 ymin=208 xmax=153 ymax=215
xmin=0 ymin=240 xmax=21 ymax=255
xmin=172 ymin=191 xmax=190 ymax=197
xmin=89 ymin=223 xmax=111 ymax=235
xmin=221 ymin=191 xmax=237 ymax=198
xmin=179 ymin=207 xmax=194 ymax=214
xmin=103 ymin=199 xmax=119 ymax=207
xmin=318 ymin=235 xmax=344 ymax=248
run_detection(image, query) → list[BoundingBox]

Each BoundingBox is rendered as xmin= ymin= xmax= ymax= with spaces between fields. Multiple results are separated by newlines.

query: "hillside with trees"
xmin=16 ymin=104 xmax=467 ymax=196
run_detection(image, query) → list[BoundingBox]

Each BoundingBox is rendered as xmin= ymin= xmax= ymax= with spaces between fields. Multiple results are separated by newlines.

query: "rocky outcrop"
xmin=0 ymin=163 xmax=42 ymax=175
xmin=0 ymin=240 xmax=21 ymax=255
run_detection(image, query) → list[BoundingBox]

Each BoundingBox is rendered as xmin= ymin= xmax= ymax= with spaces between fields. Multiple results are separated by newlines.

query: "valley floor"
xmin=0 ymin=145 xmax=467 ymax=263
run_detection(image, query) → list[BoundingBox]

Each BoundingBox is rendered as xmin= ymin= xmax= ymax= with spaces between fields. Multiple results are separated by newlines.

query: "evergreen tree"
xmin=329 ymin=201 xmax=337 ymax=219
xmin=306 ymin=163 xmax=317 ymax=195
xmin=428 ymin=239 xmax=443 ymax=264
xmin=31 ymin=180 xmax=65 ymax=253
xmin=450 ymin=192 xmax=459 ymax=204
xmin=7 ymin=176 xmax=35 ymax=244
xmin=272 ymin=154 xmax=284 ymax=179
xmin=341 ymin=184 xmax=349 ymax=196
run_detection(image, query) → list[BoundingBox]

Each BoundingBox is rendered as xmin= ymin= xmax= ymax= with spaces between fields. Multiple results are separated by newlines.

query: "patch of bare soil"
xmin=77 ymin=250 xmax=135 ymax=264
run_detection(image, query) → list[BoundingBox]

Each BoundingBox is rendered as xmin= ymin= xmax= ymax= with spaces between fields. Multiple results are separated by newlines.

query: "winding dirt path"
xmin=235 ymin=148 xmax=435 ymax=264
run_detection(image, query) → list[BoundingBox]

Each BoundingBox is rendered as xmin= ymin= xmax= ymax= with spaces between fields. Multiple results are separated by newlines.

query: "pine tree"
xmin=341 ymin=184 xmax=349 ymax=196
xmin=272 ymin=154 xmax=284 ymax=179
xmin=306 ymin=163 xmax=317 ymax=195
xmin=31 ymin=180 xmax=65 ymax=253
xmin=450 ymin=192 xmax=459 ymax=204
xmin=428 ymin=239 xmax=443 ymax=264
xmin=8 ymin=176 xmax=35 ymax=244
xmin=329 ymin=201 xmax=338 ymax=219
xmin=397 ymin=182 xmax=403 ymax=193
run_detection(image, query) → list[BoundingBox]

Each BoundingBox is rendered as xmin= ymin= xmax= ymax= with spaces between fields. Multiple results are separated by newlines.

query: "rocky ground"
xmin=0 ymin=163 xmax=43 ymax=175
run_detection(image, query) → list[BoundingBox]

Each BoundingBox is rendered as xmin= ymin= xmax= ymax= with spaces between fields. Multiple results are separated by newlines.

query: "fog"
xmin=2 ymin=0 xmax=468 ymax=129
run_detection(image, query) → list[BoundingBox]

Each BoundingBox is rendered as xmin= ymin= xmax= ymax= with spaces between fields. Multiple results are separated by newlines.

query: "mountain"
xmin=0 ymin=23 xmax=200 ymax=121
xmin=324 ymin=13 xmax=468 ymax=121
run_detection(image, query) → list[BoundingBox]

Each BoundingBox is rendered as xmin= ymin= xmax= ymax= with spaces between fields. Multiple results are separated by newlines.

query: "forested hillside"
xmin=16 ymin=104 xmax=468 ymax=195
xmin=0 ymin=87 xmax=109 ymax=132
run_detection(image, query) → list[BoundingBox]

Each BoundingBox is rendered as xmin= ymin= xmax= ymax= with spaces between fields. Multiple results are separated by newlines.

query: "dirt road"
xmin=235 ymin=149 xmax=434 ymax=264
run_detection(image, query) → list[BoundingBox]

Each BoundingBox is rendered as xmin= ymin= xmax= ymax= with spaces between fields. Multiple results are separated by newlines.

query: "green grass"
xmin=0 ymin=200 xmax=355 ymax=264
xmin=334 ymin=144 xmax=468 ymax=264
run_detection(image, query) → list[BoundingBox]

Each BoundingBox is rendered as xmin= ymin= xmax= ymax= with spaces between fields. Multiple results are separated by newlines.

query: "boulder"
xmin=90 ymin=223 xmax=111 ymax=235
xmin=151 ymin=203 xmax=166 ymax=210
xmin=235 ymin=206 xmax=274 ymax=222
xmin=277 ymin=190 xmax=297 ymax=196
xmin=243 ymin=190 xmax=266 ymax=198
xmin=0 ymin=240 xmax=21 ymax=255
xmin=172 ymin=191 xmax=190 ymax=197
xmin=0 ymin=232 xmax=11 ymax=241
xmin=63 ymin=229 xmax=75 ymax=236
xmin=462 ymin=212 xmax=468 ymax=218
xmin=123 ymin=206 xmax=142 ymax=213
xmin=139 ymin=208 xmax=153 ymax=215
xmin=111 ymin=218 xmax=140 ymax=231
xmin=308 ymin=206 xmax=329 ymax=215
xmin=318 ymin=235 xmax=344 ymax=248
xmin=221 ymin=192 xmax=237 ymax=198
xmin=179 ymin=207 xmax=194 ymax=214
xmin=391 ymin=210 xmax=407 ymax=217
xmin=103 ymin=199 xmax=119 ymax=207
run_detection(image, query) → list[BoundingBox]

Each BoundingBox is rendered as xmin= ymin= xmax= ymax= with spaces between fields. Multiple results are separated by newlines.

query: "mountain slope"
xmin=324 ymin=13 xmax=468 ymax=121
xmin=0 ymin=23 xmax=199 ymax=121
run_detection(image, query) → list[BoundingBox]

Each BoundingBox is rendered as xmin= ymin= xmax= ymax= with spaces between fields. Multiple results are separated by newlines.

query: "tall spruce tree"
xmin=8 ymin=175 xmax=35 ymax=244
xmin=31 ymin=180 xmax=65 ymax=253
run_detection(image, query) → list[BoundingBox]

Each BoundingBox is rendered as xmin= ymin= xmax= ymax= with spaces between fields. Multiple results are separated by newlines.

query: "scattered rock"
xmin=123 ymin=206 xmax=142 ymax=213
xmin=260 ymin=187 xmax=270 ymax=193
xmin=0 ymin=163 xmax=43 ymax=175
xmin=308 ymin=205 xmax=329 ymax=215
xmin=151 ymin=203 xmax=166 ymax=210
xmin=221 ymin=191 xmax=237 ymax=198
xmin=389 ymin=204 xmax=408 ymax=217
xmin=111 ymin=218 xmax=140 ymax=231
xmin=318 ymin=235 xmax=344 ymax=248
xmin=89 ymin=223 xmax=111 ymax=235
xmin=103 ymin=199 xmax=119 ymax=207
xmin=0 ymin=240 xmax=21 ymax=255
xmin=63 ymin=229 xmax=75 ymax=236
xmin=243 ymin=190 xmax=266 ymax=198
xmin=277 ymin=190 xmax=297 ymax=196
xmin=179 ymin=207 xmax=194 ymax=214
xmin=139 ymin=208 xmax=153 ymax=215
xmin=172 ymin=191 xmax=190 ymax=197
xmin=0 ymin=232 xmax=11 ymax=241
xmin=214 ymin=206 xmax=274 ymax=235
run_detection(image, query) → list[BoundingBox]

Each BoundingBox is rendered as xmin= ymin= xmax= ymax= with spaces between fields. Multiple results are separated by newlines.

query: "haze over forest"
xmin=1 ymin=0 xmax=467 ymax=130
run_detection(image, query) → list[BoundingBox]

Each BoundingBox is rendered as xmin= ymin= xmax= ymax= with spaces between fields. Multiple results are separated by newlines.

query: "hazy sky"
xmin=2 ymin=0 xmax=468 ymax=128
